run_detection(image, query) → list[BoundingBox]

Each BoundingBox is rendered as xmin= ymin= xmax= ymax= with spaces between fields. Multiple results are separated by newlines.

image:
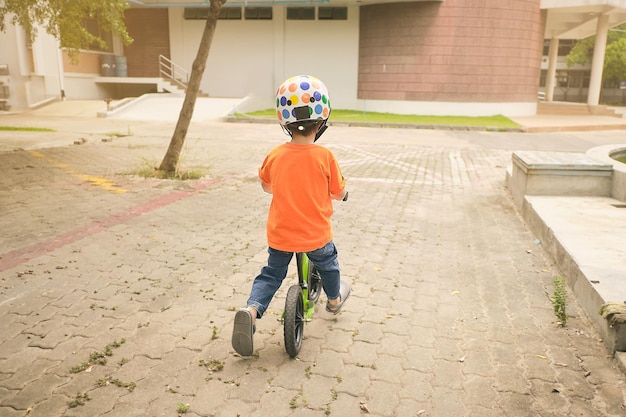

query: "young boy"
xmin=231 ymin=75 xmax=350 ymax=357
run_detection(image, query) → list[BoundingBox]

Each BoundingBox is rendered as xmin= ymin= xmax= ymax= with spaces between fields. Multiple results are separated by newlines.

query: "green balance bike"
xmin=281 ymin=252 xmax=323 ymax=358
xmin=281 ymin=192 xmax=348 ymax=358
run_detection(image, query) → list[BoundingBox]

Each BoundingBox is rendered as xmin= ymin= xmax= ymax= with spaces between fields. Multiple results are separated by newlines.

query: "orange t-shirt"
xmin=258 ymin=142 xmax=346 ymax=252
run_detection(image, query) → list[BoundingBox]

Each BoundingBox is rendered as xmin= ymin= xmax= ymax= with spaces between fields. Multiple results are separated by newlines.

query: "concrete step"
xmin=538 ymin=102 xmax=623 ymax=118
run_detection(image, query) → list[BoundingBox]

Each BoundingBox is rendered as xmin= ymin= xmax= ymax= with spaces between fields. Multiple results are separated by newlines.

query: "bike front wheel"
xmin=284 ymin=284 xmax=305 ymax=358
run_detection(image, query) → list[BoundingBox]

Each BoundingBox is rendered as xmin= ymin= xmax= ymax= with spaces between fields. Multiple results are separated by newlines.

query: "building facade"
xmin=0 ymin=0 xmax=624 ymax=116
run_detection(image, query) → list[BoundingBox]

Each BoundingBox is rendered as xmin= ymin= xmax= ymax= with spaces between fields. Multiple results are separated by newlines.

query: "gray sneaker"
xmin=326 ymin=280 xmax=351 ymax=315
xmin=232 ymin=309 xmax=255 ymax=356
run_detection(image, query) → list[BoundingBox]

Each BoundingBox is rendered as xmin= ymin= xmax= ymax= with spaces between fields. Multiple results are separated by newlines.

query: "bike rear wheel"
xmin=308 ymin=263 xmax=323 ymax=304
xmin=284 ymin=284 xmax=305 ymax=358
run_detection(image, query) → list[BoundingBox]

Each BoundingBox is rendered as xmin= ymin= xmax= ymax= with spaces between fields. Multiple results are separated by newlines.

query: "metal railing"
xmin=159 ymin=54 xmax=189 ymax=90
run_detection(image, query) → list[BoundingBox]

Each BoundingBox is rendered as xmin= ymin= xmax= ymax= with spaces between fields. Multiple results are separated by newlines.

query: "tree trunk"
xmin=158 ymin=0 xmax=226 ymax=173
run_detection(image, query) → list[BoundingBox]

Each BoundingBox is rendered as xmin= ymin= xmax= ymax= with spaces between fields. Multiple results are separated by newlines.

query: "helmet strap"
xmin=314 ymin=119 xmax=328 ymax=142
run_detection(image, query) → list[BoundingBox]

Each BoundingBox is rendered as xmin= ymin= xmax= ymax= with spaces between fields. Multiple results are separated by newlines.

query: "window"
xmin=245 ymin=7 xmax=272 ymax=20
xmin=184 ymin=7 xmax=242 ymax=20
xmin=184 ymin=8 xmax=208 ymax=19
xmin=286 ymin=7 xmax=315 ymax=20
xmin=542 ymin=39 xmax=577 ymax=57
xmin=219 ymin=7 xmax=242 ymax=20
xmin=80 ymin=18 xmax=113 ymax=52
xmin=318 ymin=7 xmax=347 ymax=20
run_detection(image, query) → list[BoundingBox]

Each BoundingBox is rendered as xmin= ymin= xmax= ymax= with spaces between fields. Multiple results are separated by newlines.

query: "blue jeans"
xmin=246 ymin=241 xmax=341 ymax=319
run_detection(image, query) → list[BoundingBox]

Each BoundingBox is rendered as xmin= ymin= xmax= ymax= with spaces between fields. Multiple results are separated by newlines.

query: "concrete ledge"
xmin=587 ymin=144 xmax=626 ymax=202
xmin=507 ymin=149 xmax=626 ymax=356
xmin=509 ymin=151 xmax=612 ymax=207
xmin=521 ymin=196 xmax=626 ymax=353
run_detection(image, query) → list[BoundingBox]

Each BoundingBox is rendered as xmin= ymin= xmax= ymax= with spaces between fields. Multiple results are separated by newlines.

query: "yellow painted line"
xmin=29 ymin=150 xmax=128 ymax=194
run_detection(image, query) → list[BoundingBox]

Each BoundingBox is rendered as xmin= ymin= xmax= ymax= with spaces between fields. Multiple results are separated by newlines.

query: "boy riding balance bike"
xmin=231 ymin=75 xmax=350 ymax=358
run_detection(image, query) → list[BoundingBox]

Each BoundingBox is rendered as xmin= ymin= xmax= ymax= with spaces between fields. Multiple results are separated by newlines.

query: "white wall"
xmin=0 ymin=17 xmax=64 ymax=109
xmin=168 ymin=6 xmax=360 ymax=111
xmin=282 ymin=7 xmax=360 ymax=111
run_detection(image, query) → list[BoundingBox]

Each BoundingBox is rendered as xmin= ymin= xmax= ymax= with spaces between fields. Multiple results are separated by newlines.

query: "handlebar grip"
xmin=342 ymin=191 xmax=349 ymax=202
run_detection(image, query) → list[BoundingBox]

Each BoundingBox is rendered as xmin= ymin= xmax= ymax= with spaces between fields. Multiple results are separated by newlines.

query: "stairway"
xmin=159 ymin=79 xmax=186 ymax=94
xmin=538 ymin=101 xmax=623 ymax=118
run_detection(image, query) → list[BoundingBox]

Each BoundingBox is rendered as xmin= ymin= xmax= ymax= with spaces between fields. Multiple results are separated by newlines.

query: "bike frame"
xmin=280 ymin=192 xmax=347 ymax=357
xmin=295 ymin=252 xmax=317 ymax=320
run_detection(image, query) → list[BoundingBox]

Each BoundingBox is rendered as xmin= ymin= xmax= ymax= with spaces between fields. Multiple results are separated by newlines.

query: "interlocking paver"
xmin=1 ymin=113 xmax=626 ymax=417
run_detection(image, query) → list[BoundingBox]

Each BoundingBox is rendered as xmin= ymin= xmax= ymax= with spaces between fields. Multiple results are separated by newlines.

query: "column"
xmin=587 ymin=13 xmax=609 ymax=106
xmin=545 ymin=38 xmax=559 ymax=102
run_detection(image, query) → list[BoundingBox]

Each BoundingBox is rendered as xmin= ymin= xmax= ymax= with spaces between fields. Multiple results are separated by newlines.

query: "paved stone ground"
xmin=1 ymin=116 xmax=626 ymax=417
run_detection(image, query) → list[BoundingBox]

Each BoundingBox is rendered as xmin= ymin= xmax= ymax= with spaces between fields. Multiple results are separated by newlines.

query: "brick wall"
xmin=124 ymin=8 xmax=171 ymax=77
xmin=358 ymin=0 xmax=543 ymax=103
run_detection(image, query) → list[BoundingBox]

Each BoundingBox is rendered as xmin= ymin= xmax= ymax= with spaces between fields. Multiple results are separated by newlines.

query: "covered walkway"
xmin=542 ymin=0 xmax=626 ymax=105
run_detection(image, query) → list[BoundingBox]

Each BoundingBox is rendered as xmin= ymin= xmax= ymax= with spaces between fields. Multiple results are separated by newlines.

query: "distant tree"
xmin=1 ymin=0 xmax=227 ymax=176
xmin=566 ymin=24 xmax=626 ymax=85
xmin=0 ymin=0 xmax=132 ymax=62
xmin=158 ymin=0 xmax=226 ymax=175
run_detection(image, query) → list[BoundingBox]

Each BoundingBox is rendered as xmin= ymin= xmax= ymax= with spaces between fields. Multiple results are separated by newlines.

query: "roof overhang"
xmin=127 ymin=0 xmax=443 ymax=7
xmin=542 ymin=0 xmax=626 ymax=38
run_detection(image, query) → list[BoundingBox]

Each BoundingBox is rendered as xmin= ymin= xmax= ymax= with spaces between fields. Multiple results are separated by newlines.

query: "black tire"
xmin=308 ymin=264 xmax=322 ymax=304
xmin=284 ymin=284 xmax=305 ymax=358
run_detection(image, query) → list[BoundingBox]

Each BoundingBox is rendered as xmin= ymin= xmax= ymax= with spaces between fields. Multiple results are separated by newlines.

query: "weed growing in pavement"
xmin=552 ymin=276 xmax=568 ymax=326
xmin=70 ymin=338 xmax=126 ymax=373
xmin=103 ymin=126 xmax=133 ymax=140
xmin=289 ymin=395 xmax=299 ymax=409
xmin=68 ymin=392 xmax=90 ymax=408
xmin=177 ymin=402 xmax=190 ymax=415
xmin=199 ymin=358 xmax=224 ymax=372
xmin=96 ymin=376 xmax=136 ymax=392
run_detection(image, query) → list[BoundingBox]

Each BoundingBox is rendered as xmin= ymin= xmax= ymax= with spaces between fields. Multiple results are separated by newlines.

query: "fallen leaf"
xmin=535 ymin=355 xmax=547 ymax=360
xmin=360 ymin=401 xmax=370 ymax=413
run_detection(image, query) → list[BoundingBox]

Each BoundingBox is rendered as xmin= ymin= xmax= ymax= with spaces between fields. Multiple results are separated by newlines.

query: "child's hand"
xmin=261 ymin=181 xmax=273 ymax=194
xmin=331 ymin=189 xmax=348 ymax=201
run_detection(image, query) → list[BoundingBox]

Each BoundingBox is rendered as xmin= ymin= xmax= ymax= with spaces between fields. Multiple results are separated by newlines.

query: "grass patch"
xmin=237 ymin=109 xmax=521 ymax=129
xmin=130 ymin=157 xmax=207 ymax=180
xmin=552 ymin=276 xmax=568 ymax=327
xmin=0 ymin=126 xmax=56 ymax=132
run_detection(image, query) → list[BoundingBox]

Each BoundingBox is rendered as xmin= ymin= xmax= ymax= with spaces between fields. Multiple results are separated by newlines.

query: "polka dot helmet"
xmin=275 ymin=75 xmax=331 ymax=126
